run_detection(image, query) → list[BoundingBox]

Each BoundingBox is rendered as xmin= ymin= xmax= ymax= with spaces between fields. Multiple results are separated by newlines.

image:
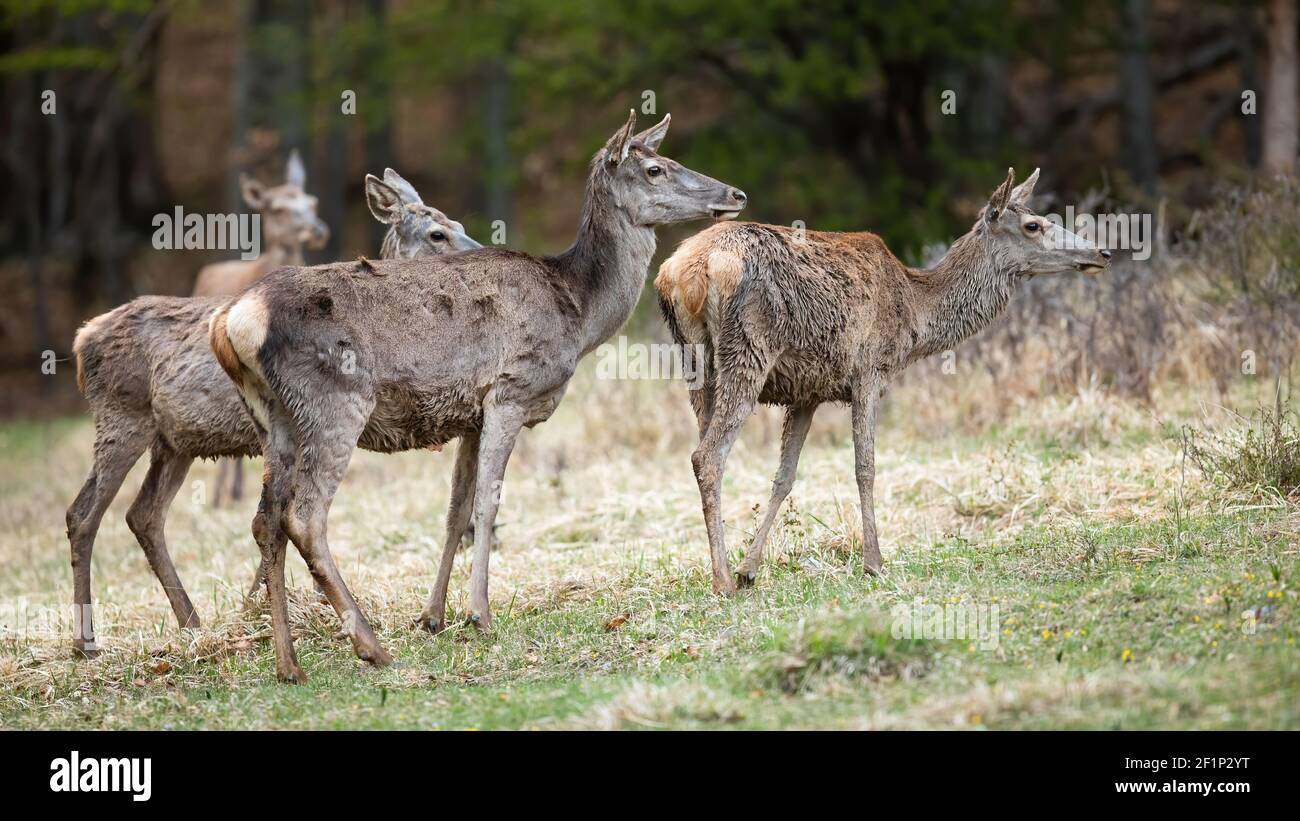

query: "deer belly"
xmin=760 ymin=351 xmax=855 ymax=406
xmin=359 ymin=383 xmax=482 ymax=453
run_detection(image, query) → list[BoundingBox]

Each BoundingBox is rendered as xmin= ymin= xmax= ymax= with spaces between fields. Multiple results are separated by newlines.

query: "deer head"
xmin=978 ymin=168 xmax=1111 ymax=277
xmin=241 ymin=149 xmax=330 ymax=252
xmin=597 ymin=110 xmax=747 ymax=226
xmin=365 ymin=168 xmax=481 ymax=256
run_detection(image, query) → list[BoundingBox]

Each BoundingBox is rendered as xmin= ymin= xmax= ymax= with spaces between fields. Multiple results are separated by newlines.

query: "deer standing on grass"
xmin=209 ymin=111 xmax=747 ymax=682
xmin=65 ymin=170 xmax=476 ymax=659
xmin=192 ymin=151 xmax=330 ymax=506
xmin=655 ymin=168 xmax=1110 ymax=594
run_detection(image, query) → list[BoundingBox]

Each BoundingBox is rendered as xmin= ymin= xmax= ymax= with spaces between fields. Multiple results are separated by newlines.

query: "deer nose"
xmin=729 ymin=188 xmax=747 ymax=206
xmin=1099 ymin=249 xmax=1112 ymax=260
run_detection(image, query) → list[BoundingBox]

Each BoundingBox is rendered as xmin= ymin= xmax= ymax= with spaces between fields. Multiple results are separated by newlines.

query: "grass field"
xmin=0 ymin=360 xmax=1295 ymax=729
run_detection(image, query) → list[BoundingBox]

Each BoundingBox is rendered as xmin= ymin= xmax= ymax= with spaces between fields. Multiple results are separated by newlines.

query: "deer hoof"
xmin=357 ymin=646 xmax=394 ymax=667
xmin=277 ymin=664 xmax=308 ymax=684
xmin=418 ymin=616 xmax=444 ymax=635
xmin=468 ymin=612 xmax=490 ymax=631
xmin=735 ymin=570 xmax=757 ymax=589
xmin=712 ymin=577 xmax=738 ymax=597
xmin=72 ymin=642 xmax=100 ymax=660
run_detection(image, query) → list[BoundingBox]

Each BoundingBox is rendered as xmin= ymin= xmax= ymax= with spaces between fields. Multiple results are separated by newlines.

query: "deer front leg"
xmin=851 ymin=374 xmax=885 ymax=574
xmin=735 ymin=404 xmax=815 ymax=587
xmin=420 ymin=433 xmax=479 ymax=634
xmin=467 ymin=404 xmax=526 ymax=630
xmin=66 ymin=425 xmax=151 ymax=658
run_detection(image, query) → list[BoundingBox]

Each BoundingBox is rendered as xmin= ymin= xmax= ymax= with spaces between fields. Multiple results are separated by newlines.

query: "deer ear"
xmin=1009 ymin=167 xmax=1040 ymax=206
xmin=985 ymin=167 xmax=1016 ymax=222
xmin=240 ymin=174 xmax=267 ymax=210
xmin=382 ymin=167 xmax=423 ymax=205
xmin=633 ymin=113 xmax=671 ymax=151
xmin=285 ymin=149 xmax=306 ymax=188
xmin=365 ymin=174 xmax=403 ymax=224
xmin=603 ymin=109 xmax=638 ymax=165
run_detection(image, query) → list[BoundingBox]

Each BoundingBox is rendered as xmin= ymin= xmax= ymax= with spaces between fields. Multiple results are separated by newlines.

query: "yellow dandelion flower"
xmin=1121 ymin=648 xmax=1133 ymax=663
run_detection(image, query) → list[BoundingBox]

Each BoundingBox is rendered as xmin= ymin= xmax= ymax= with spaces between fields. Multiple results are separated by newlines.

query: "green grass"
xmin=2 ymin=509 xmax=1294 ymax=730
xmin=0 ymin=373 xmax=1296 ymax=729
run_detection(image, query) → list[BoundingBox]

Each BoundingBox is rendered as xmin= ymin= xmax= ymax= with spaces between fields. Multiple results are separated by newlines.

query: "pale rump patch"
xmin=72 ymin=312 xmax=114 ymax=393
xmin=705 ymin=249 xmax=744 ymax=300
xmin=655 ymin=223 xmax=746 ymax=319
xmin=222 ymin=293 xmax=270 ymax=381
xmin=210 ymin=295 xmax=274 ymax=430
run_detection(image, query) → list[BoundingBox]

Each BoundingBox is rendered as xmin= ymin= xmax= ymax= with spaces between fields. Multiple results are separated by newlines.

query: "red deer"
xmin=655 ymin=168 xmax=1109 ymax=593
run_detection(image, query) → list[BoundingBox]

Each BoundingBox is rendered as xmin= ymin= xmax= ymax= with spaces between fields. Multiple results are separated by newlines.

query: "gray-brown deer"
xmin=655 ymin=168 xmax=1109 ymax=594
xmin=65 ymin=171 xmax=474 ymax=659
xmin=209 ymin=111 xmax=747 ymax=682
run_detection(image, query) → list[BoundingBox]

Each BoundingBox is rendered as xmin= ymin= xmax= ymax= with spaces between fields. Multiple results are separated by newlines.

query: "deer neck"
xmin=551 ymin=180 xmax=657 ymax=355
xmin=906 ymin=229 xmax=1019 ymax=362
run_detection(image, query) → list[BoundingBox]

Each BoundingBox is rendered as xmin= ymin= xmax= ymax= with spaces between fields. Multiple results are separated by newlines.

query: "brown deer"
xmin=194 ymin=151 xmax=329 ymax=505
xmin=65 ymin=171 xmax=475 ymax=659
xmin=209 ymin=111 xmax=747 ymax=682
xmin=655 ymin=168 xmax=1110 ymax=594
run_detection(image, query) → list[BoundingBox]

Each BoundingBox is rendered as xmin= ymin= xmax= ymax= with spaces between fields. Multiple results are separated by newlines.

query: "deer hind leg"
xmin=125 ymin=445 xmax=199 ymax=628
xmin=692 ymin=355 xmax=774 ymax=596
xmin=251 ymin=403 xmax=304 ymax=683
xmin=66 ymin=419 xmax=152 ymax=658
xmin=851 ymin=373 xmax=885 ymax=574
xmin=687 ymin=339 xmax=717 ymax=438
xmin=735 ymin=404 xmax=816 ymax=588
xmin=284 ymin=397 xmax=392 ymax=667
xmin=467 ymin=402 xmax=527 ymax=630
xmin=420 ymin=433 xmax=479 ymax=634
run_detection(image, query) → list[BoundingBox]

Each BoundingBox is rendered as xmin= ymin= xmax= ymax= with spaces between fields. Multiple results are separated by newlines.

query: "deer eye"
xmin=646 ymin=165 xmax=663 ymax=178
xmin=430 ymin=230 xmax=447 ymax=242
xmin=1025 ymin=221 xmax=1040 ymax=233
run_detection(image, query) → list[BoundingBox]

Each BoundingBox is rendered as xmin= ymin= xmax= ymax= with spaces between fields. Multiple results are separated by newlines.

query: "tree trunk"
xmin=1121 ymin=0 xmax=1159 ymax=193
xmin=1263 ymin=0 xmax=1298 ymax=176
xmin=1239 ymin=2 xmax=1263 ymax=167
xmin=482 ymin=57 xmax=513 ymax=230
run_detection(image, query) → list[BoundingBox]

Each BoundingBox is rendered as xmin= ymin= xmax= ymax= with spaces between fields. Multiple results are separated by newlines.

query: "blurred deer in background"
xmin=210 ymin=111 xmax=747 ymax=681
xmin=656 ymin=168 xmax=1110 ymax=594
xmin=65 ymin=170 xmax=471 ymax=659
xmin=193 ymin=151 xmax=330 ymax=506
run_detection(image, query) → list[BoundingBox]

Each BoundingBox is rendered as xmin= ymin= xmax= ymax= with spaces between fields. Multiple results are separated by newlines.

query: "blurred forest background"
xmin=1 ymin=0 xmax=1298 ymax=416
